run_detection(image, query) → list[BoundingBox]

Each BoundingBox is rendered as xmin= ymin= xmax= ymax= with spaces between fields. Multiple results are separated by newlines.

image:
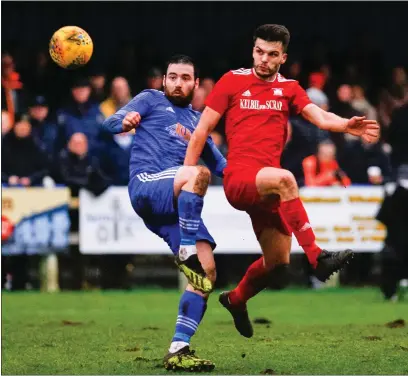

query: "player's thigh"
xmin=255 ymin=167 xmax=298 ymax=198
xmin=258 ymin=227 xmax=292 ymax=270
xmin=129 ymin=168 xmax=179 ymax=218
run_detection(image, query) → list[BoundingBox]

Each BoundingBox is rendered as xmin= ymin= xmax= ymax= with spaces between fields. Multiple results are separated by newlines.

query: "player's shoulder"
xmin=134 ymin=89 xmax=164 ymax=101
xmin=230 ymin=67 xmax=252 ymax=76
xmin=275 ymin=73 xmax=301 ymax=87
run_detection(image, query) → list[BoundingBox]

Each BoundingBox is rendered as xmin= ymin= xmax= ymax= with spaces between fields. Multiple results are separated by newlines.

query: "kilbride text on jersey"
xmin=239 ymin=99 xmax=283 ymax=111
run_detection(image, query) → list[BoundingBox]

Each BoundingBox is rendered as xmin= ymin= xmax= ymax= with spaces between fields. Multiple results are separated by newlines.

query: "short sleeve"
xmin=290 ymin=82 xmax=312 ymax=115
xmin=204 ymin=72 xmax=232 ymax=116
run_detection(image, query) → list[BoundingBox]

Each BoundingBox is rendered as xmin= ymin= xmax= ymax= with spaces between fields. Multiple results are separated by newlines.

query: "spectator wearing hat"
xmin=56 ymin=77 xmax=108 ymax=156
xmin=2 ymin=115 xmax=49 ymax=187
xmin=27 ymin=94 xmax=58 ymax=160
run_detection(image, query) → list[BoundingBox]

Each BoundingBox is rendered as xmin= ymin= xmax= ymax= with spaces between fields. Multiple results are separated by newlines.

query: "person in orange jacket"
xmin=303 ymin=139 xmax=351 ymax=187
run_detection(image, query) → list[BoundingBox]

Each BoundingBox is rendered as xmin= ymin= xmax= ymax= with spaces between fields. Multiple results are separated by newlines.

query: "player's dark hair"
xmin=165 ymin=54 xmax=199 ymax=79
xmin=253 ymin=24 xmax=290 ymax=52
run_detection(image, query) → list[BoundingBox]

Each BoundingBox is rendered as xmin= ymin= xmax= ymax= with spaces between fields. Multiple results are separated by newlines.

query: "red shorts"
xmin=223 ymin=166 xmax=291 ymax=239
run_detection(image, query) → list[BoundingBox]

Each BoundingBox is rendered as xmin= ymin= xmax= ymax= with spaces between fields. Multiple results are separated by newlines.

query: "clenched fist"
xmin=122 ymin=111 xmax=141 ymax=132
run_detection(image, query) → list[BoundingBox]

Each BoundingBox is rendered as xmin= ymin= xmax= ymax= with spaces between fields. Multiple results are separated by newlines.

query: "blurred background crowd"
xmin=2 ymin=49 xmax=407 ymax=191
xmin=2 ymin=1 xmax=408 ymax=296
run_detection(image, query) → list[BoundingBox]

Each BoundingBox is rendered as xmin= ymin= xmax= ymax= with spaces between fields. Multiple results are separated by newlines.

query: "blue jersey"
xmin=102 ymin=89 xmax=226 ymax=181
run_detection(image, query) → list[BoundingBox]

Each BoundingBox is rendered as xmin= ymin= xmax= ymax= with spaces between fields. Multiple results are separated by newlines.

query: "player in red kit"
xmin=184 ymin=24 xmax=380 ymax=338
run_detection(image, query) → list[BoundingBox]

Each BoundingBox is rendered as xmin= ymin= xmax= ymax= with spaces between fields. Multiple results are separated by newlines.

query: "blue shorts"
xmin=128 ymin=167 xmax=216 ymax=255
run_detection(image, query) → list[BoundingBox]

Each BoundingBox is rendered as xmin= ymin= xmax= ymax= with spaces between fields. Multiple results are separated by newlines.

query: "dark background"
xmin=2 ymin=1 xmax=408 ymax=99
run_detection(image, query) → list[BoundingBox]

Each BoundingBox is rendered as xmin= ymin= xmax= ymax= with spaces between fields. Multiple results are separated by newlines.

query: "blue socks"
xmin=178 ymin=191 xmax=204 ymax=247
xmin=170 ymin=291 xmax=207 ymax=351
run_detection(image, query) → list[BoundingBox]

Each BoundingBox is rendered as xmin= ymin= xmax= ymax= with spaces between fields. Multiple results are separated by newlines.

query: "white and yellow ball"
xmin=49 ymin=26 xmax=93 ymax=69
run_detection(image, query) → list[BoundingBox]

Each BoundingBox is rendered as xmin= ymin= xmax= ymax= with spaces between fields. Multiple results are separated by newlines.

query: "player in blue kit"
xmin=102 ymin=55 xmax=225 ymax=371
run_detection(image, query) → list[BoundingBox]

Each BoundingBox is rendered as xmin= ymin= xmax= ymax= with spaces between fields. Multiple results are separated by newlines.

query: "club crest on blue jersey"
xmin=166 ymin=123 xmax=192 ymax=143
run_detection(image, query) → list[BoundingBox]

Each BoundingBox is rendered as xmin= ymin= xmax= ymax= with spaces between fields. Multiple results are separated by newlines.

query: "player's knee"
xmin=278 ymin=170 xmax=297 ymax=198
xmin=194 ymin=165 xmax=211 ymax=183
xmin=190 ymin=166 xmax=211 ymax=195
xmin=267 ymin=264 xmax=291 ymax=290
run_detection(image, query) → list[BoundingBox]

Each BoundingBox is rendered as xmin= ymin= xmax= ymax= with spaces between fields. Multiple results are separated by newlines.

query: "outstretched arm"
xmin=102 ymin=92 xmax=152 ymax=134
xmin=184 ymin=107 xmax=222 ymax=167
xmin=301 ymin=103 xmax=380 ymax=144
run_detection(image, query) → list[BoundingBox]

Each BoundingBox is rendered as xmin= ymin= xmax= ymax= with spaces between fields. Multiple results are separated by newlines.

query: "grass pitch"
xmin=2 ymin=288 xmax=408 ymax=375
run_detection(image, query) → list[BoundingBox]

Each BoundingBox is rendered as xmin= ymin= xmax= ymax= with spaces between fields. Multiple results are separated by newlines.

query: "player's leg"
xmin=172 ymin=165 xmax=214 ymax=292
xmin=164 ymin=241 xmax=216 ymax=372
xmin=256 ymin=167 xmax=353 ymax=281
xmin=220 ymin=226 xmax=291 ymax=338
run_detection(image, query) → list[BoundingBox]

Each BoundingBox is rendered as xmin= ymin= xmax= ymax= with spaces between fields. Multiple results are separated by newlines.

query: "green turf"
xmin=2 ymin=288 xmax=408 ymax=375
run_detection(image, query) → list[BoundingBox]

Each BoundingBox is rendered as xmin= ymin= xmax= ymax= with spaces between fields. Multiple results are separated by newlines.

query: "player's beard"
xmin=165 ymin=86 xmax=194 ymax=107
xmin=254 ymin=63 xmax=280 ymax=80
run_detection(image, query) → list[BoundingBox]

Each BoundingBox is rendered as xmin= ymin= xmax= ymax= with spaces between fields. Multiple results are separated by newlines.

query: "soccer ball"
xmin=49 ymin=26 xmax=93 ymax=69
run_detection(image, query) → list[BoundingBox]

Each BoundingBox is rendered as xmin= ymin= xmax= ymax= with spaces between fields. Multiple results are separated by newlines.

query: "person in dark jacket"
xmin=1 ymin=115 xmax=49 ymax=186
xmin=54 ymin=132 xmax=111 ymax=197
xmin=27 ymin=94 xmax=58 ymax=160
xmin=387 ymin=103 xmax=408 ymax=172
xmin=56 ymin=77 xmax=108 ymax=156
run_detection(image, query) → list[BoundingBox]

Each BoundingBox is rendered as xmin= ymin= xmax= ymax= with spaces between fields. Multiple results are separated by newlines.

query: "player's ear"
xmin=162 ymin=75 xmax=166 ymax=88
xmin=195 ymin=78 xmax=199 ymax=90
xmin=281 ymin=53 xmax=288 ymax=65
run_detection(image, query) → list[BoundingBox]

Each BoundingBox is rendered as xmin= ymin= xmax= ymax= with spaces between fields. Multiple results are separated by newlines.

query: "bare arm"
xmin=301 ymin=103 xmax=380 ymax=143
xmin=184 ymin=107 xmax=222 ymax=166
xmin=301 ymin=103 xmax=348 ymax=132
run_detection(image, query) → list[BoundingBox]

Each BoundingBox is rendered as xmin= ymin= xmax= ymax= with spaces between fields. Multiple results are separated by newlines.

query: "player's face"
xmin=252 ymin=38 xmax=287 ymax=80
xmin=164 ymin=64 xmax=199 ymax=106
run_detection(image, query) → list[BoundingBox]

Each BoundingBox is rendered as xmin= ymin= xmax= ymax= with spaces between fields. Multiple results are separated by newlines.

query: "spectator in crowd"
xmin=201 ymin=77 xmax=215 ymax=96
xmin=191 ymin=86 xmax=207 ymax=112
xmin=351 ymin=84 xmax=377 ymax=122
xmin=89 ymin=69 xmax=107 ymax=103
xmin=100 ymin=77 xmax=132 ymax=118
xmin=1 ymin=115 xmax=49 ymax=187
xmin=27 ymin=95 xmax=58 ymax=160
xmin=54 ymin=132 xmax=111 ymax=196
xmin=302 ymin=140 xmax=351 ymax=187
xmin=378 ymin=66 xmax=408 ymax=128
xmin=100 ymin=76 xmax=134 ymax=159
xmin=387 ymin=102 xmax=408 ymax=171
xmin=56 ymin=77 xmax=107 ymax=155
xmin=329 ymin=84 xmax=364 ymax=151
xmin=338 ymin=135 xmax=392 ymax=185
xmin=306 ymin=72 xmax=329 ymax=111
xmin=146 ymin=67 xmax=163 ymax=90
xmin=1 ymin=53 xmax=25 ymax=123
xmin=23 ymin=50 xmax=57 ymax=104
xmin=2 ymin=110 xmax=13 ymax=136
xmin=281 ymin=75 xmax=330 ymax=185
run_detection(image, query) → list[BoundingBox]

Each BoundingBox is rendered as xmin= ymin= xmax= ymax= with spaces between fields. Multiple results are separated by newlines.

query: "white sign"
xmin=79 ymin=186 xmax=385 ymax=254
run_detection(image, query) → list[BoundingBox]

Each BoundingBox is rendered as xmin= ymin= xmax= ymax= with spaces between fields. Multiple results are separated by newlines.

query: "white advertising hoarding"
xmin=79 ymin=186 xmax=385 ymax=254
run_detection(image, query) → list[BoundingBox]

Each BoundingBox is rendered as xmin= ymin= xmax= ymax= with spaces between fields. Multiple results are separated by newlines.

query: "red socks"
xmin=229 ymin=257 xmax=269 ymax=306
xmin=279 ymin=197 xmax=322 ymax=267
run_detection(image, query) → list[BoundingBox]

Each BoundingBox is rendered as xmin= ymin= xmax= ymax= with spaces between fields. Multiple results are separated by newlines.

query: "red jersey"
xmin=205 ymin=68 xmax=311 ymax=170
